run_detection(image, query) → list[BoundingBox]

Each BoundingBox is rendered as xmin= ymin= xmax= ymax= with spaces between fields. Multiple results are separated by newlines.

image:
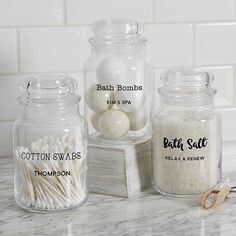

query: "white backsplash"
xmin=0 ymin=0 xmax=236 ymax=156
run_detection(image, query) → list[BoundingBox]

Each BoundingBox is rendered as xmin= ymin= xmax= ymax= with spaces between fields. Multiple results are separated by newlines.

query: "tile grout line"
xmin=235 ymin=0 xmax=236 ymax=21
xmin=0 ymin=71 xmax=83 ymax=77
xmin=233 ymin=65 xmax=236 ymax=106
xmin=145 ymin=20 xmax=236 ymax=25
xmin=0 ymin=24 xmax=91 ymax=29
xmin=152 ymin=0 xmax=156 ymax=23
xmin=192 ymin=24 xmax=196 ymax=67
xmin=63 ymin=0 xmax=68 ymax=25
xmin=2 ymin=64 xmax=236 ymax=77
xmin=16 ymin=29 xmax=21 ymax=73
xmin=154 ymin=63 xmax=236 ymax=70
xmin=1 ymin=63 xmax=236 ymax=77
xmin=0 ymin=20 xmax=235 ymax=29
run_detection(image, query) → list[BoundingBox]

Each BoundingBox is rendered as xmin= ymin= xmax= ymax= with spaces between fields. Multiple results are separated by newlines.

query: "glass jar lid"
xmin=159 ymin=68 xmax=217 ymax=99
xmin=19 ymin=75 xmax=80 ymax=107
xmin=89 ymin=18 xmax=146 ymax=46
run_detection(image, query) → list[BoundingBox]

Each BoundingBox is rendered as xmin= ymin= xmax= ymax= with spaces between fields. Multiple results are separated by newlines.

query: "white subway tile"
xmin=0 ymin=0 xmax=63 ymax=26
xmin=220 ymin=108 xmax=236 ymax=142
xmin=0 ymin=122 xmax=13 ymax=157
xmin=0 ymin=75 xmax=22 ymax=121
xmin=155 ymin=0 xmax=235 ymax=23
xmin=145 ymin=24 xmax=193 ymax=67
xmin=196 ymin=23 xmax=236 ymax=65
xmin=68 ymin=73 xmax=84 ymax=115
xmin=67 ymin=0 xmax=153 ymax=24
xmin=0 ymin=29 xmax=17 ymax=74
xmin=201 ymin=66 xmax=234 ymax=107
xmin=19 ymin=27 xmax=91 ymax=73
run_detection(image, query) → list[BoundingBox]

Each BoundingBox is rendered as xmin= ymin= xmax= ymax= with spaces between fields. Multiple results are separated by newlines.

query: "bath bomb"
xmin=127 ymin=108 xmax=148 ymax=131
xmin=86 ymin=84 xmax=113 ymax=113
xmin=98 ymin=110 xmax=130 ymax=139
xmin=114 ymin=90 xmax=145 ymax=112
xmin=96 ymin=57 xmax=127 ymax=86
xmin=127 ymin=60 xmax=145 ymax=86
xmin=91 ymin=113 xmax=101 ymax=132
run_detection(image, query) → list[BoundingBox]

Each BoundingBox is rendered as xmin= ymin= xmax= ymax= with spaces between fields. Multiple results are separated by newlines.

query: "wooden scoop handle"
xmin=200 ymin=186 xmax=230 ymax=209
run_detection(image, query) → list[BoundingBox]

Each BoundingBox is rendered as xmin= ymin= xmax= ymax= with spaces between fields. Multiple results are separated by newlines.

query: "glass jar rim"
xmin=19 ymin=75 xmax=81 ymax=107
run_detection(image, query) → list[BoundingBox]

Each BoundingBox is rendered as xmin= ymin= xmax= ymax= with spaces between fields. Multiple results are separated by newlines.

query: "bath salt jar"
xmin=152 ymin=69 xmax=222 ymax=197
xmin=13 ymin=75 xmax=88 ymax=212
xmin=84 ymin=19 xmax=154 ymax=145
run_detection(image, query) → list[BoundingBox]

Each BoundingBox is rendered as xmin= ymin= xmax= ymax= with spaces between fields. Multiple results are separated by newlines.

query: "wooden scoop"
xmin=200 ymin=186 xmax=230 ymax=209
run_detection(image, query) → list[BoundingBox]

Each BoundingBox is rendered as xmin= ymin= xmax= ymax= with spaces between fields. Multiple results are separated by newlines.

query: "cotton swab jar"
xmin=13 ymin=76 xmax=88 ymax=212
xmin=84 ymin=19 xmax=154 ymax=146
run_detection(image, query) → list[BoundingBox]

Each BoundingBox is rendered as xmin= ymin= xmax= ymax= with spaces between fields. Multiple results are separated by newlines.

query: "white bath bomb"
xmin=91 ymin=113 xmax=101 ymax=132
xmin=127 ymin=108 xmax=148 ymax=131
xmin=127 ymin=60 xmax=145 ymax=86
xmin=98 ymin=110 xmax=130 ymax=139
xmin=115 ymin=90 xmax=145 ymax=112
xmin=96 ymin=57 xmax=127 ymax=86
xmin=86 ymin=84 xmax=113 ymax=113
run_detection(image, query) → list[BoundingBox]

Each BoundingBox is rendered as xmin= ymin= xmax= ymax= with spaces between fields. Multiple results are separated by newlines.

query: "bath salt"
xmin=152 ymin=111 xmax=222 ymax=195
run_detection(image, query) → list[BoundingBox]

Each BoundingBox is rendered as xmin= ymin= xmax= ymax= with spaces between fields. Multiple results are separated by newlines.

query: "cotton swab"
xmin=15 ymin=135 xmax=87 ymax=210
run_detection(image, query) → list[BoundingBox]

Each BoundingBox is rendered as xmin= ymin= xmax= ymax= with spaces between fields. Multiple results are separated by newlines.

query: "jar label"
xmin=152 ymin=112 xmax=221 ymax=194
xmin=15 ymin=135 xmax=87 ymax=210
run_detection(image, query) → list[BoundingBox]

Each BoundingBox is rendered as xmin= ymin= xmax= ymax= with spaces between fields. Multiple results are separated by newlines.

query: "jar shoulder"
xmin=153 ymin=109 xmax=221 ymax=121
xmin=14 ymin=114 xmax=88 ymax=128
xmin=84 ymin=55 xmax=153 ymax=67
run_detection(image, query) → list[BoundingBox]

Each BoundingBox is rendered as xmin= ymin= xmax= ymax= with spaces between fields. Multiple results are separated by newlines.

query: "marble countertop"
xmin=1 ymin=143 xmax=236 ymax=236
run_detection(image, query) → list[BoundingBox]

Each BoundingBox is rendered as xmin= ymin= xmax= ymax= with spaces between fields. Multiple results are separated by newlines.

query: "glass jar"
xmin=13 ymin=75 xmax=88 ymax=212
xmin=84 ymin=19 xmax=154 ymax=145
xmin=152 ymin=69 xmax=222 ymax=196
